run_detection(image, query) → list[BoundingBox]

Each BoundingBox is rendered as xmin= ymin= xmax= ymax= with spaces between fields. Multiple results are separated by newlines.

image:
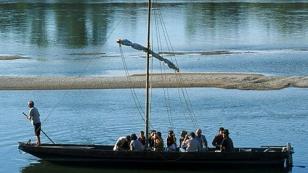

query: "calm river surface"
xmin=0 ymin=1 xmax=308 ymax=173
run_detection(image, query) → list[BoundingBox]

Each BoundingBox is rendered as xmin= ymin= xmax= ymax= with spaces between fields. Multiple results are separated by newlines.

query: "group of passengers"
xmin=113 ymin=127 xmax=234 ymax=152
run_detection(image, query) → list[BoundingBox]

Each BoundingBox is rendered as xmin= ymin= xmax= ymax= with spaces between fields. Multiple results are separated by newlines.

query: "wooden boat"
xmin=18 ymin=142 xmax=293 ymax=168
xmin=18 ymin=0 xmax=294 ymax=170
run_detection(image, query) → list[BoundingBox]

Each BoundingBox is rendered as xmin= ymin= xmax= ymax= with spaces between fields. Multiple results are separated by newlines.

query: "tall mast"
xmin=145 ymin=0 xmax=151 ymax=150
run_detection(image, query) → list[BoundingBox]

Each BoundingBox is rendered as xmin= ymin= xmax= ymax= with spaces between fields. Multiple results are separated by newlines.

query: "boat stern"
xmin=284 ymin=143 xmax=294 ymax=168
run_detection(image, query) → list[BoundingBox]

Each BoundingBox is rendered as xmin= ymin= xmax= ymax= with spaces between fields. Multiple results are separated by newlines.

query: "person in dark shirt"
xmin=220 ymin=129 xmax=234 ymax=152
xmin=122 ymin=135 xmax=131 ymax=151
xmin=138 ymin=131 xmax=146 ymax=146
xmin=113 ymin=135 xmax=131 ymax=151
xmin=166 ymin=130 xmax=177 ymax=151
xmin=195 ymin=128 xmax=208 ymax=151
xmin=153 ymin=131 xmax=164 ymax=152
xmin=212 ymin=127 xmax=224 ymax=150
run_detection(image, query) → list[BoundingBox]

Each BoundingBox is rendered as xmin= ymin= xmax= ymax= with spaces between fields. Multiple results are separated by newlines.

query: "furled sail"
xmin=117 ymin=39 xmax=180 ymax=72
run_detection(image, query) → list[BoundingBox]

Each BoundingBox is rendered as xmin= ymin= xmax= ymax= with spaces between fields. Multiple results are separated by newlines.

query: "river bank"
xmin=1 ymin=73 xmax=308 ymax=90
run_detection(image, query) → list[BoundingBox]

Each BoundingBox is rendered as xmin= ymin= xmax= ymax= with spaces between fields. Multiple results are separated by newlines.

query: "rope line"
xmin=154 ymin=6 xmax=199 ymax=128
xmin=153 ymin=7 xmax=175 ymax=129
xmin=119 ymin=45 xmax=154 ymax=129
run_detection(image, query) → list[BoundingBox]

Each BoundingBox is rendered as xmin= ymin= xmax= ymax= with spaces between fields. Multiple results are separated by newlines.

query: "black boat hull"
xmin=18 ymin=142 xmax=293 ymax=169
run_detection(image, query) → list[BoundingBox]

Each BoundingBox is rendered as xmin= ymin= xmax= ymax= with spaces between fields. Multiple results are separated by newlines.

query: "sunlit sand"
xmin=1 ymin=73 xmax=307 ymax=90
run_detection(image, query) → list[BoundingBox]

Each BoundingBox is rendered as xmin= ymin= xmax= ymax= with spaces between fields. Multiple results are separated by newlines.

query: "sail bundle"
xmin=117 ymin=39 xmax=179 ymax=72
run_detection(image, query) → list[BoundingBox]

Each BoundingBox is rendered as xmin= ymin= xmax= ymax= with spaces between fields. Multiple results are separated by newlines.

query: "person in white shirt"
xmin=181 ymin=132 xmax=201 ymax=152
xmin=130 ymin=133 xmax=144 ymax=151
xmin=27 ymin=100 xmax=41 ymax=146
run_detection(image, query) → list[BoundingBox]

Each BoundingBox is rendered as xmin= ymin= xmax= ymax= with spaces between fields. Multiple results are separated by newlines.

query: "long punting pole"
xmin=145 ymin=0 xmax=151 ymax=150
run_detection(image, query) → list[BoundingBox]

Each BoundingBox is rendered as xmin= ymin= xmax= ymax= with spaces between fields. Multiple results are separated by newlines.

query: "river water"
xmin=0 ymin=1 xmax=308 ymax=173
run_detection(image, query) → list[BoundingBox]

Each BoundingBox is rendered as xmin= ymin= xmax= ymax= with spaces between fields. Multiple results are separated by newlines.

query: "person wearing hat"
xmin=212 ymin=127 xmax=224 ymax=150
xmin=220 ymin=129 xmax=234 ymax=152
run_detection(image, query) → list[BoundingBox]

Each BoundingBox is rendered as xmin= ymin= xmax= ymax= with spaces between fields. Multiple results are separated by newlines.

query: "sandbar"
xmin=0 ymin=73 xmax=307 ymax=90
xmin=0 ymin=55 xmax=29 ymax=60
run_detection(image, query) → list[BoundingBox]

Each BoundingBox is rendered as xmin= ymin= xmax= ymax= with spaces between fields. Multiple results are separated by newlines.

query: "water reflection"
xmin=183 ymin=3 xmax=308 ymax=49
xmin=30 ymin=5 xmax=48 ymax=47
xmin=55 ymin=4 xmax=89 ymax=47
xmin=0 ymin=3 xmax=113 ymax=48
xmin=1 ymin=2 xmax=308 ymax=49
xmin=21 ymin=161 xmax=291 ymax=173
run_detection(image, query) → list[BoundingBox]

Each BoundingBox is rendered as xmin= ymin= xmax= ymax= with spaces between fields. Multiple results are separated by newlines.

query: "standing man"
xmin=27 ymin=100 xmax=41 ymax=146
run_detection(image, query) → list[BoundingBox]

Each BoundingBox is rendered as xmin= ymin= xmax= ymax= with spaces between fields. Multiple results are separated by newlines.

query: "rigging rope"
xmin=116 ymin=1 xmax=200 ymax=131
xmin=119 ymin=45 xmax=144 ymax=119
xmin=119 ymin=44 xmax=154 ymax=129
xmin=153 ymin=7 xmax=174 ymax=129
xmin=153 ymin=4 xmax=200 ymax=129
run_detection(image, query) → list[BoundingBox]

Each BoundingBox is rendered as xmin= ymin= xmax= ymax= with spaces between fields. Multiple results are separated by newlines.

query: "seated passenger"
xmin=220 ymin=129 xmax=234 ymax=152
xmin=181 ymin=132 xmax=201 ymax=152
xmin=138 ymin=131 xmax=146 ymax=146
xmin=153 ymin=131 xmax=164 ymax=152
xmin=113 ymin=135 xmax=131 ymax=151
xmin=212 ymin=127 xmax=224 ymax=150
xmin=130 ymin=133 xmax=144 ymax=151
xmin=148 ymin=130 xmax=156 ymax=150
xmin=195 ymin=128 xmax=208 ymax=151
xmin=166 ymin=130 xmax=177 ymax=152
xmin=179 ymin=130 xmax=187 ymax=150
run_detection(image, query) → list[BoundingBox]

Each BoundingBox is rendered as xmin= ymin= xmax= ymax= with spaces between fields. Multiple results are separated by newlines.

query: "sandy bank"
xmin=1 ymin=73 xmax=308 ymax=90
xmin=0 ymin=55 xmax=29 ymax=60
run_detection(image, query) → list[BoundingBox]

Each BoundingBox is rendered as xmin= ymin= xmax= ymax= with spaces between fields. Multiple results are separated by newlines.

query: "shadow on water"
xmin=21 ymin=161 xmax=292 ymax=173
